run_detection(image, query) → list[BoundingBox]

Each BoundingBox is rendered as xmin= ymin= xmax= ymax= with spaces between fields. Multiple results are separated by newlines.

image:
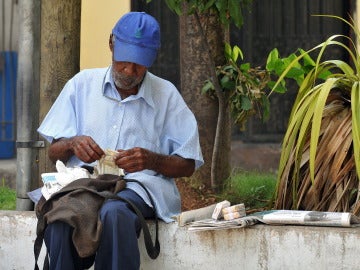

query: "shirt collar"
xmin=103 ymin=66 xmax=155 ymax=108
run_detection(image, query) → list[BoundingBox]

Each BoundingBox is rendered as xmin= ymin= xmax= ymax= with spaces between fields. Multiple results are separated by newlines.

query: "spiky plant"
xmin=272 ymin=15 xmax=360 ymax=215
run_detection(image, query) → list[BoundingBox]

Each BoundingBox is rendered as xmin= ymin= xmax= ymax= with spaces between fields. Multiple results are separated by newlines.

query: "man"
xmin=37 ymin=11 xmax=203 ymax=270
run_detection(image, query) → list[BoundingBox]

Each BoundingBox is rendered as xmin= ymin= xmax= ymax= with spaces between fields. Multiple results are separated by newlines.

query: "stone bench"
xmin=1 ymin=210 xmax=359 ymax=269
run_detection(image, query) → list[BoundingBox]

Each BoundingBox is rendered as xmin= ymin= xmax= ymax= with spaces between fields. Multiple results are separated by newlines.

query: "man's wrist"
xmin=149 ymin=151 xmax=161 ymax=172
xmin=57 ymin=137 xmax=75 ymax=158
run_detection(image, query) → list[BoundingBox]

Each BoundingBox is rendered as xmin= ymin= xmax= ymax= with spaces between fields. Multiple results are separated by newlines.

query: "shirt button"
xmin=113 ymin=125 xmax=117 ymax=129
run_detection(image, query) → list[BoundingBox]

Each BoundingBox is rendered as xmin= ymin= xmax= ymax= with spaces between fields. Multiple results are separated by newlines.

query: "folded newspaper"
xmin=187 ymin=210 xmax=360 ymax=232
xmin=94 ymin=149 xmax=125 ymax=176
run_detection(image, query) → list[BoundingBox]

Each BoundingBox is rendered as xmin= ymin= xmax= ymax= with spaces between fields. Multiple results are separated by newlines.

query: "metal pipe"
xmin=2 ymin=0 xmax=5 ymax=51
xmin=16 ymin=0 xmax=40 ymax=210
xmin=1 ymin=0 xmax=5 ymax=141
xmin=9 ymin=0 xmax=16 ymax=141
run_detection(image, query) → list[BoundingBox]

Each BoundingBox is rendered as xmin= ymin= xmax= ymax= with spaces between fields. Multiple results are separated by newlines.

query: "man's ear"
xmin=109 ymin=34 xmax=113 ymax=51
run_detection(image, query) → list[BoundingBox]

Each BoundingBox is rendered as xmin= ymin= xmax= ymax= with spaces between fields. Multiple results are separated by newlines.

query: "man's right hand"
xmin=69 ymin=136 xmax=104 ymax=163
xmin=49 ymin=136 xmax=105 ymax=164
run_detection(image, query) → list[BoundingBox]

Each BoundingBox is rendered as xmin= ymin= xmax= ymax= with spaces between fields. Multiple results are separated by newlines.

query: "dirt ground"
xmin=176 ymin=140 xmax=281 ymax=211
xmin=175 ymin=178 xmax=217 ymax=211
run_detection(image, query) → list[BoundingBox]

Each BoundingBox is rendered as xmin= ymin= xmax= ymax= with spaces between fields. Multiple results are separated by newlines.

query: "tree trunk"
xmin=38 ymin=0 xmax=81 ymax=181
xmin=179 ymin=6 xmax=231 ymax=189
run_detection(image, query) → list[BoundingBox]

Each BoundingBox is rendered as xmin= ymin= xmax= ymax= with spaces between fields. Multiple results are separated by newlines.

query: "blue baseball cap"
xmin=112 ymin=12 xmax=160 ymax=67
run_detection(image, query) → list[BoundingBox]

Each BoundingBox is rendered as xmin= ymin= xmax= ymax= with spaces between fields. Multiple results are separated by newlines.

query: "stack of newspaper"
xmin=176 ymin=205 xmax=360 ymax=231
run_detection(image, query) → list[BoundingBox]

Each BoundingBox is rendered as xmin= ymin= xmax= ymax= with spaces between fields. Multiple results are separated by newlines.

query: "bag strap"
xmin=124 ymin=178 xmax=160 ymax=259
xmin=34 ymin=197 xmax=48 ymax=270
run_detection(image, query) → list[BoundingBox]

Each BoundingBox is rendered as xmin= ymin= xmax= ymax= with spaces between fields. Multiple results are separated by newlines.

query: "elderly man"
xmin=37 ymin=11 xmax=203 ymax=270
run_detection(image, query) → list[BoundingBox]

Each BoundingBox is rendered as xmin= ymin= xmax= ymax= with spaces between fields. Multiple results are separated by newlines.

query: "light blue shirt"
xmin=37 ymin=67 xmax=204 ymax=222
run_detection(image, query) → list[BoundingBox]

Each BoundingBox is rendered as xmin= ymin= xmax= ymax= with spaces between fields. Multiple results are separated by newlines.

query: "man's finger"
xmin=89 ymin=142 xmax=105 ymax=158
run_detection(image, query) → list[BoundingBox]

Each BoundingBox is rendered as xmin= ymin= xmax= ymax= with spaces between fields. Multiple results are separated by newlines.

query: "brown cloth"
xmin=35 ymin=174 xmax=126 ymax=258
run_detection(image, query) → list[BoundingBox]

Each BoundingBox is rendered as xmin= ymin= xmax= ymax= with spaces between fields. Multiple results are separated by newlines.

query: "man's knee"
xmin=100 ymin=199 xmax=135 ymax=222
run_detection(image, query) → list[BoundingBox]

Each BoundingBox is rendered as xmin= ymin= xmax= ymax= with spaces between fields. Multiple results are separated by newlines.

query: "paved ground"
xmin=0 ymin=140 xmax=282 ymax=189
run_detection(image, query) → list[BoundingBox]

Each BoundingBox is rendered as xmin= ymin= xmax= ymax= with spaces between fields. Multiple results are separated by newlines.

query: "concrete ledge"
xmin=1 ymin=210 xmax=360 ymax=269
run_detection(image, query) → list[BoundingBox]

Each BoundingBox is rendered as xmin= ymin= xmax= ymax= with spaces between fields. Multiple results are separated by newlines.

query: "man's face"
xmin=111 ymin=61 xmax=147 ymax=90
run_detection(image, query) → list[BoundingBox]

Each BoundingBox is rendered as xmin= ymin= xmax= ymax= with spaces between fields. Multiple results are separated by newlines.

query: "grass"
xmin=0 ymin=178 xmax=16 ymax=210
xmin=220 ymin=169 xmax=277 ymax=212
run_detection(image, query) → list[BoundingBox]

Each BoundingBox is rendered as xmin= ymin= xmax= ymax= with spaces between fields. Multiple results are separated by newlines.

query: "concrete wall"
xmin=1 ymin=210 xmax=360 ymax=270
xmin=80 ymin=0 xmax=130 ymax=69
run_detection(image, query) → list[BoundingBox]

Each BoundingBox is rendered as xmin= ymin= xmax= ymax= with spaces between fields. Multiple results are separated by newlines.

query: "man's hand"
xmin=49 ymin=136 xmax=105 ymax=164
xmin=69 ymin=136 xmax=104 ymax=163
xmin=114 ymin=147 xmax=195 ymax=178
xmin=114 ymin=147 xmax=157 ymax=173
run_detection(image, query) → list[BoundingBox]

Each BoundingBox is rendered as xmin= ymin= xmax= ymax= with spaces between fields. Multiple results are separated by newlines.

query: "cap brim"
xmin=113 ymin=37 xmax=157 ymax=68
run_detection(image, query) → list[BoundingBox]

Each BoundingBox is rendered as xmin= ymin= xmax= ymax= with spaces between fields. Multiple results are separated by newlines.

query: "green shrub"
xmin=220 ymin=169 xmax=277 ymax=211
xmin=0 ymin=178 xmax=16 ymax=210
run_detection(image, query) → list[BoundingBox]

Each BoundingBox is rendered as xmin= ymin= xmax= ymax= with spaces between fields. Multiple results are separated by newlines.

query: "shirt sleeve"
xmin=37 ymin=79 xmax=77 ymax=143
xmin=161 ymin=105 xmax=204 ymax=170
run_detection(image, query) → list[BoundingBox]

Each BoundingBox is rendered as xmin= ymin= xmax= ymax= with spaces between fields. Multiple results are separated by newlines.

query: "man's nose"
xmin=123 ymin=63 xmax=137 ymax=75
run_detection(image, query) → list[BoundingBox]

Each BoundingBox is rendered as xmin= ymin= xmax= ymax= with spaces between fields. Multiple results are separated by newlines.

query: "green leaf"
xmin=286 ymin=67 xmax=305 ymax=79
xmin=240 ymin=95 xmax=252 ymax=110
xmin=300 ymin=49 xmax=316 ymax=67
xmin=221 ymin=75 xmax=236 ymax=90
xmin=164 ymin=0 xmax=182 ymax=15
xmin=202 ymin=80 xmax=214 ymax=94
xmin=283 ymin=54 xmax=301 ymax=70
xmin=267 ymin=80 xmax=286 ymax=93
xmin=274 ymin=60 xmax=286 ymax=75
xmin=266 ymin=48 xmax=280 ymax=70
xmin=204 ymin=0 xmax=217 ymax=10
xmin=232 ymin=45 xmax=244 ymax=62
xmin=229 ymin=0 xmax=243 ymax=28
xmin=309 ymin=78 xmax=336 ymax=182
xmin=224 ymin=43 xmax=232 ymax=61
xmin=351 ymin=82 xmax=360 ymax=180
xmin=240 ymin=63 xmax=250 ymax=72
xmin=317 ymin=70 xmax=332 ymax=80
xmin=215 ymin=0 xmax=228 ymax=25
xmin=323 ymin=60 xmax=354 ymax=76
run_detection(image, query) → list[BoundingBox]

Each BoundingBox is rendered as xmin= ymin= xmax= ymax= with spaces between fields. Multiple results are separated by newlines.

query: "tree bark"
xmin=38 ymin=0 xmax=81 ymax=181
xmin=179 ymin=6 xmax=231 ymax=189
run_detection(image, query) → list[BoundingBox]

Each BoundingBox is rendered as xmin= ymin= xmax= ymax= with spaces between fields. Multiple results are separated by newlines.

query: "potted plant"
xmin=272 ymin=15 xmax=360 ymax=214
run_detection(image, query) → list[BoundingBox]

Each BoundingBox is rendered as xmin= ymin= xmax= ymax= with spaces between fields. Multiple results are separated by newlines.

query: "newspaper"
xmin=188 ymin=210 xmax=360 ymax=232
xmin=175 ymin=201 xmax=245 ymax=226
xmin=260 ymin=210 xmax=360 ymax=227
xmin=94 ymin=149 xmax=125 ymax=176
xmin=188 ymin=216 xmax=259 ymax=231
xmin=175 ymin=204 xmax=217 ymax=226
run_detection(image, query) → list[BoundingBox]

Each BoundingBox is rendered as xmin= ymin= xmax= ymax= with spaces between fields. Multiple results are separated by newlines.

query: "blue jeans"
xmin=44 ymin=188 xmax=154 ymax=270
